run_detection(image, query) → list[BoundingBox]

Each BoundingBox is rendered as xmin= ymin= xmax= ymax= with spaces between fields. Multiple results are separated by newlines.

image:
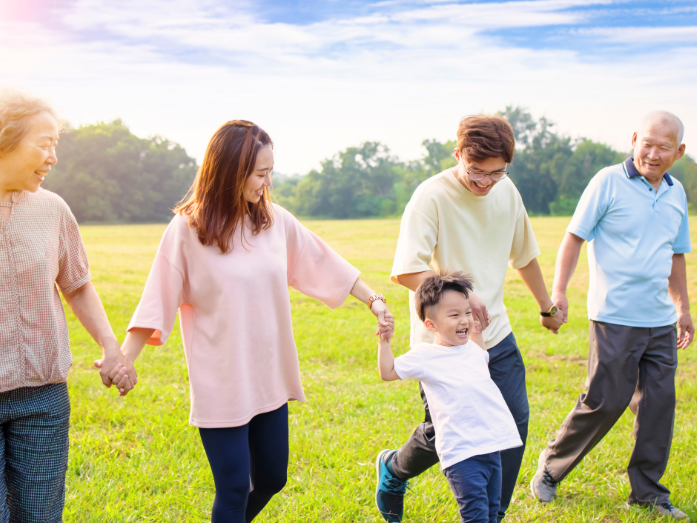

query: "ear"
xmin=631 ymin=132 xmax=638 ymax=148
xmin=424 ymin=318 xmax=437 ymax=333
xmin=676 ymin=143 xmax=686 ymax=160
xmin=454 ymin=148 xmax=461 ymax=162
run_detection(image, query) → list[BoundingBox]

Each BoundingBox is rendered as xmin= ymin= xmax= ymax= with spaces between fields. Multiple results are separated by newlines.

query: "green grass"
xmin=64 ymin=217 xmax=697 ymax=522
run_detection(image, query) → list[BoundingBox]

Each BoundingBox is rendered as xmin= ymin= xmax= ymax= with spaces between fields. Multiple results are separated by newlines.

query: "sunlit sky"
xmin=2 ymin=0 xmax=696 ymax=174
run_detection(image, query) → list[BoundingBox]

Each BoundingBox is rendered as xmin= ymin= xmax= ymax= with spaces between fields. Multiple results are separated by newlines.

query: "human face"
xmin=424 ymin=290 xmax=475 ymax=347
xmin=242 ymin=144 xmax=273 ymax=203
xmin=631 ymin=120 xmax=685 ymax=185
xmin=452 ymin=150 xmax=506 ymax=197
xmin=0 ymin=111 xmax=59 ymax=196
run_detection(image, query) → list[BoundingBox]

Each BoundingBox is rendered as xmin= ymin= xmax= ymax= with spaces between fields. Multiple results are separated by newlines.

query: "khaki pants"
xmin=543 ymin=321 xmax=677 ymax=505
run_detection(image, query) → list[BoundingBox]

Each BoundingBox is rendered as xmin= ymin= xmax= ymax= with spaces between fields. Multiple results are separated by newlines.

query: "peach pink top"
xmin=128 ymin=204 xmax=360 ymax=428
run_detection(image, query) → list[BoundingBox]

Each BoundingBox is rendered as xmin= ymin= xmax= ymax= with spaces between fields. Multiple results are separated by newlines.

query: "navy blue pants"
xmin=392 ymin=332 xmax=529 ymax=521
xmin=0 ymin=384 xmax=70 ymax=523
xmin=199 ymin=403 xmax=289 ymax=523
xmin=444 ymin=452 xmax=502 ymax=523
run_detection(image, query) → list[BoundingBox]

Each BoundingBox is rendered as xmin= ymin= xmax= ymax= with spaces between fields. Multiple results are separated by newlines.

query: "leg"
xmin=544 ymin=322 xmax=646 ymax=482
xmin=0 ymin=420 xmax=8 ymax=523
xmin=199 ymin=424 xmax=252 ymax=523
xmin=627 ymin=324 xmax=677 ymax=506
xmin=245 ymin=404 xmax=289 ymax=522
xmin=443 ymin=454 xmax=496 ymax=523
xmin=4 ymin=384 xmax=70 ymax=523
xmin=486 ymin=333 xmax=529 ymax=521
xmin=390 ymin=382 xmax=440 ymax=480
xmin=486 ymin=453 xmax=502 ymax=523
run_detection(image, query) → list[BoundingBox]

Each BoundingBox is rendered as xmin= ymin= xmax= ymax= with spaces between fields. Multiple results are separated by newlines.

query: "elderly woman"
xmin=114 ymin=120 xmax=393 ymax=522
xmin=0 ymin=90 xmax=133 ymax=521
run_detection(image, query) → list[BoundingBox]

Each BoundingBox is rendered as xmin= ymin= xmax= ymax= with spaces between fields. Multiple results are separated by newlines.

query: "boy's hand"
xmin=377 ymin=321 xmax=395 ymax=341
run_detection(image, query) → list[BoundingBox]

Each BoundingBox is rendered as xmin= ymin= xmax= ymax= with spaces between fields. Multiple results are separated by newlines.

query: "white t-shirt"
xmin=394 ymin=340 xmax=522 ymax=469
xmin=391 ymin=170 xmax=540 ymax=349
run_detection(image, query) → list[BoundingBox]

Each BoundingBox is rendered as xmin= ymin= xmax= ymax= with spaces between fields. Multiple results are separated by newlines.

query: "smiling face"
xmin=452 ymin=150 xmax=506 ymax=197
xmin=242 ymin=144 xmax=274 ymax=204
xmin=631 ymin=117 xmax=685 ymax=185
xmin=423 ymin=290 xmax=475 ymax=347
xmin=0 ymin=111 xmax=59 ymax=195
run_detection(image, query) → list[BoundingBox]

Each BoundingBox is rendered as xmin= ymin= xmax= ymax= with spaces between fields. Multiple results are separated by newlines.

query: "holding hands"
xmin=94 ymin=342 xmax=137 ymax=396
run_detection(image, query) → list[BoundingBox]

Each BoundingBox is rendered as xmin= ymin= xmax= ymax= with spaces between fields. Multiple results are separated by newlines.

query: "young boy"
xmin=377 ymin=272 xmax=522 ymax=523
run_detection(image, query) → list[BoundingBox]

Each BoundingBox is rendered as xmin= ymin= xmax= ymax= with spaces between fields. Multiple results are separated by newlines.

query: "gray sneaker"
xmin=628 ymin=501 xmax=690 ymax=520
xmin=530 ymin=451 xmax=558 ymax=503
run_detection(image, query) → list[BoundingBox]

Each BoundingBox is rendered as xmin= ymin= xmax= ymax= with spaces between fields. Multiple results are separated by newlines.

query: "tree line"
xmin=45 ymin=109 xmax=697 ymax=223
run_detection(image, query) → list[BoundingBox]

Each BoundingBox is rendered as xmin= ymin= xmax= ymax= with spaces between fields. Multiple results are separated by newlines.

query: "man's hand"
xmin=469 ymin=292 xmax=491 ymax=331
xmin=94 ymin=343 xmax=138 ymax=396
xmin=677 ymin=312 xmax=694 ymax=350
xmin=540 ymin=314 xmax=563 ymax=334
xmin=551 ymin=291 xmax=569 ymax=324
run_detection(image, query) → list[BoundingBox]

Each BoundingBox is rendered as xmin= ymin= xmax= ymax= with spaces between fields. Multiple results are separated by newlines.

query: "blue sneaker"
xmin=375 ymin=449 xmax=407 ymax=522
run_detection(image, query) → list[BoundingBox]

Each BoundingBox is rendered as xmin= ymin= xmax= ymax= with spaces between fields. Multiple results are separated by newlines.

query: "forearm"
xmin=350 ymin=277 xmax=377 ymax=303
xmin=121 ymin=328 xmax=155 ymax=364
xmin=63 ymin=282 xmax=119 ymax=354
xmin=378 ymin=339 xmax=400 ymax=381
xmin=668 ymin=254 xmax=690 ymax=314
xmin=552 ymin=232 xmax=584 ymax=295
xmin=396 ymin=270 xmax=435 ymax=292
xmin=517 ymin=259 xmax=553 ymax=311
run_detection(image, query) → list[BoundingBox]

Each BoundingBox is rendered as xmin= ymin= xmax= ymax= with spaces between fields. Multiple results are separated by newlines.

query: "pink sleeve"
xmin=127 ymin=251 xmax=185 ymax=346
xmin=284 ymin=211 xmax=360 ymax=309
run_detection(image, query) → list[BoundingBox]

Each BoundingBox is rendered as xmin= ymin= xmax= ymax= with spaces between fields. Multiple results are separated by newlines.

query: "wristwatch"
xmin=367 ymin=293 xmax=386 ymax=310
xmin=540 ymin=304 xmax=558 ymax=317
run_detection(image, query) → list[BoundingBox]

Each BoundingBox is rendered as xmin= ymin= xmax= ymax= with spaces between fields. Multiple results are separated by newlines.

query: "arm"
xmin=518 ymin=258 xmax=564 ymax=334
xmin=551 ymin=232 xmax=585 ymax=323
xmin=397 ymin=271 xmax=491 ymax=330
xmin=350 ymin=278 xmax=394 ymax=339
xmin=377 ymin=337 xmax=401 ymax=381
xmin=110 ymin=328 xmax=156 ymax=393
xmin=668 ymin=253 xmax=693 ymax=349
xmin=62 ymin=282 xmax=135 ymax=395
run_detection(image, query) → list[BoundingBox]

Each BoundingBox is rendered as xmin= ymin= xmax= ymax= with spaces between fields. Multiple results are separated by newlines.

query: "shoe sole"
xmin=375 ymin=449 xmax=396 ymax=522
xmin=531 ymin=450 xmax=557 ymax=503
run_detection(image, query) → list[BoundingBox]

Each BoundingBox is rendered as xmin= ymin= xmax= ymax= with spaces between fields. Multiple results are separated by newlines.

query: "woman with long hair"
xmin=115 ymin=120 xmax=393 ymax=521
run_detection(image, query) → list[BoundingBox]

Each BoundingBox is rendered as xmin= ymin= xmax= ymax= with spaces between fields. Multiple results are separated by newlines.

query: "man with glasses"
xmin=375 ymin=114 xmax=563 ymax=522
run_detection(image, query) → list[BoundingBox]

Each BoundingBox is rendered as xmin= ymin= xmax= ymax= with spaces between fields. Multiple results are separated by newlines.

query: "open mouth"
xmin=456 ymin=328 xmax=469 ymax=337
xmin=472 ymin=181 xmax=489 ymax=189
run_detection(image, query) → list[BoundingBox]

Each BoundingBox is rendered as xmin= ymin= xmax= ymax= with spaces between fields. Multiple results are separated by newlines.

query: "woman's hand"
xmin=469 ymin=292 xmax=491 ymax=331
xmin=94 ymin=342 xmax=138 ymax=396
xmin=371 ymin=300 xmax=394 ymax=340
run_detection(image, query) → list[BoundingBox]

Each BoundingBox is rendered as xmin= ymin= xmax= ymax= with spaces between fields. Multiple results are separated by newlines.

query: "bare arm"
xmin=397 ymin=271 xmax=491 ymax=330
xmin=350 ymin=277 xmax=394 ymax=339
xmin=120 ymin=328 xmax=156 ymax=365
xmin=62 ymin=282 xmax=135 ymax=395
xmin=518 ymin=258 xmax=564 ymax=334
xmin=377 ymin=337 xmax=401 ymax=381
xmin=551 ymin=232 xmax=585 ymax=323
xmin=668 ymin=253 xmax=693 ymax=349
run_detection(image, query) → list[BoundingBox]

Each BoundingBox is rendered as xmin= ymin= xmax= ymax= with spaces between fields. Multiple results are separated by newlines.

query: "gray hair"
xmin=639 ymin=110 xmax=684 ymax=144
xmin=0 ymin=89 xmax=63 ymax=155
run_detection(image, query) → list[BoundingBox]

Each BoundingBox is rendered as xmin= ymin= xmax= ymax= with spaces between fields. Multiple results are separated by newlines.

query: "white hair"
xmin=639 ymin=110 xmax=685 ymax=144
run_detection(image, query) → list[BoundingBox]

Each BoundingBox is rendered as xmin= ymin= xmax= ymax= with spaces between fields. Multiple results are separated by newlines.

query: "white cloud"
xmin=1 ymin=0 xmax=696 ymax=174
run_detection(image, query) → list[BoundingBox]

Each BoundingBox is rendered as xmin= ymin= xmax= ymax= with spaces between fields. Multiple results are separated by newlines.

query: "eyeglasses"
xmin=464 ymin=162 xmax=509 ymax=181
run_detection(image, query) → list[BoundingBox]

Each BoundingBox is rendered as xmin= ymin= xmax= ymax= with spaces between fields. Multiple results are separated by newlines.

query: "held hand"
xmin=370 ymin=300 xmax=394 ymax=340
xmin=540 ymin=313 xmax=563 ymax=334
xmin=469 ymin=292 xmax=491 ymax=331
xmin=677 ymin=312 xmax=694 ymax=350
xmin=94 ymin=343 xmax=138 ymax=395
xmin=551 ymin=291 xmax=569 ymax=323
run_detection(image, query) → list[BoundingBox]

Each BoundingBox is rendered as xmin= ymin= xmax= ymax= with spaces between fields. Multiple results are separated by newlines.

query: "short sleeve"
xmin=567 ymin=172 xmax=610 ymax=242
xmin=672 ymin=192 xmax=692 ymax=254
xmin=394 ymin=348 xmax=425 ymax=381
xmin=391 ymin=198 xmax=439 ymax=284
xmin=283 ymin=208 xmax=360 ymax=309
xmin=127 ymin=251 xmax=185 ymax=346
xmin=56 ymin=207 xmax=90 ymax=294
xmin=508 ymin=206 xmax=540 ymax=270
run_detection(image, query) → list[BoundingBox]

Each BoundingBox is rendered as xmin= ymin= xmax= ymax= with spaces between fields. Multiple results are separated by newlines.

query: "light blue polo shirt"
xmin=568 ymin=158 xmax=691 ymax=327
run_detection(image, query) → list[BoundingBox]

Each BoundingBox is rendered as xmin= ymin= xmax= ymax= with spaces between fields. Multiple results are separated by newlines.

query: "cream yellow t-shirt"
xmin=391 ymin=169 xmax=540 ymax=349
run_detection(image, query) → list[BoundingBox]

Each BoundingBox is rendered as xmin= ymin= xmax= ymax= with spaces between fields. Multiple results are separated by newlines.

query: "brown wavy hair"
xmin=457 ymin=114 xmax=515 ymax=163
xmin=175 ymin=120 xmax=274 ymax=253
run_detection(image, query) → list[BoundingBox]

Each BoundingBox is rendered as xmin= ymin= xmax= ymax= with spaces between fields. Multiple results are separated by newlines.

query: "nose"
xmin=47 ymin=147 xmax=57 ymax=165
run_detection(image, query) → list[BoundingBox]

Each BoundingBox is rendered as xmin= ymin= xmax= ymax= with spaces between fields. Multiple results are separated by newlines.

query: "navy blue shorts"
xmin=444 ymin=451 xmax=502 ymax=523
xmin=0 ymin=383 xmax=70 ymax=523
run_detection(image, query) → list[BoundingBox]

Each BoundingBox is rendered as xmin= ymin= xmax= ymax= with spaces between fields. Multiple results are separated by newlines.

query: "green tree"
xmin=44 ymin=120 xmax=197 ymax=223
xmin=670 ymin=154 xmax=697 ymax=211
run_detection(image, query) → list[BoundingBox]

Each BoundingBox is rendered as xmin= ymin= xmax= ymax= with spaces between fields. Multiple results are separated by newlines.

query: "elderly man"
xmin=531 ymin=111 xmax=692 ymax=520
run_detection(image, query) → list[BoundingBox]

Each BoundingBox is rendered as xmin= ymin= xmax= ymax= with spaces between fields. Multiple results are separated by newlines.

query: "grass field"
xmin=63 ymin=217 xmax=697 ymax=522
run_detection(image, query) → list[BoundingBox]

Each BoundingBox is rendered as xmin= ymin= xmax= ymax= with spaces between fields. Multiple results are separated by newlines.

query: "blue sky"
xmin=2 ymin=0 xmax=696 ymax=173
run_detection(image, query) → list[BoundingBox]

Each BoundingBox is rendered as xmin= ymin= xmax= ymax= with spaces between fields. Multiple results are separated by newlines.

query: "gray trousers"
xmin=543 ymin=321 xmax=677 ymax=505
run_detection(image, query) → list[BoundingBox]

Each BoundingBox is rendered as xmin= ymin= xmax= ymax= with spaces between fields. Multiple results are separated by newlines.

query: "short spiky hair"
xmin=414 ymin=271 xmax=474 ymax=322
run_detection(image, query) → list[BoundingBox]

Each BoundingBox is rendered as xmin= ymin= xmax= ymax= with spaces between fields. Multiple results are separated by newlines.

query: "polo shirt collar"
xmin=624 ymin=157 xmax=673 ymax=186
